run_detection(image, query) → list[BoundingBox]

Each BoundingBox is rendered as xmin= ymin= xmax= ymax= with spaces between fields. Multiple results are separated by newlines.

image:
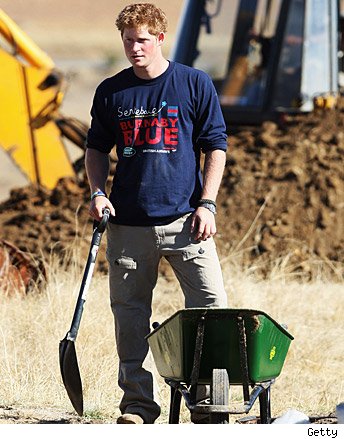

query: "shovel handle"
xmin=67 ymin=207 xmax=111 ymax=341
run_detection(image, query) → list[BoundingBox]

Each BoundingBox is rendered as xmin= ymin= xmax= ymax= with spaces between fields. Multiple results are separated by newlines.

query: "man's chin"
xmin=130 ymin=57 xmax=145 ymax=66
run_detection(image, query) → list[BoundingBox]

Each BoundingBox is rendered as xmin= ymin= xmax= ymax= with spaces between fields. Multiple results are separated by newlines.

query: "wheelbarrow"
xmin=146 ymin=308 xmax=294 ymax=424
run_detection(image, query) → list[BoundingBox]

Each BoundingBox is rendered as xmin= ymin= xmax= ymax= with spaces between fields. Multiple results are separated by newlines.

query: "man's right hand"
xmin=89 ymin=196 xmax=116 ymax=221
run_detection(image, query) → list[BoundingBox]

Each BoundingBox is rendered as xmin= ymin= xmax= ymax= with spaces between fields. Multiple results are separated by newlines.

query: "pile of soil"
xmin=0 ymin=175 xmax=100 ymax=279
xmin=0 ymin=104 xmax=343 ymax=284
xmin=217 ymin=105 xmax=344 ymax=278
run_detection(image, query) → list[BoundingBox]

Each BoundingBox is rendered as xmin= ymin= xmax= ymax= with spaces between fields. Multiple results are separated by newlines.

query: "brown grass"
xmin=0 ymin=235 xmax=343 ymax=424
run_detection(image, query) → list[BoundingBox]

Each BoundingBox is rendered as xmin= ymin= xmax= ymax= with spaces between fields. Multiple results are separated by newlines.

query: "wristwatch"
xmin=198 ymin=198 xmax=217 ymax=215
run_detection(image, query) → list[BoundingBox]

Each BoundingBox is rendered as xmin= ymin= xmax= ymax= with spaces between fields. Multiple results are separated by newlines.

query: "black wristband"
xmin=198 ymin=198 xmax=216 ymax=208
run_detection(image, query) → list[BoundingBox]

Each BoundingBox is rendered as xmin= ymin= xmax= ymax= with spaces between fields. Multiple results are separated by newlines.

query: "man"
xmin=85 ymin=3 xmax=228 ymax=424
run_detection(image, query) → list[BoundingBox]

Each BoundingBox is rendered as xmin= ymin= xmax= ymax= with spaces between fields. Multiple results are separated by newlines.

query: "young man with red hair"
xmin=85 ymin=3 xmax=228 ymax=424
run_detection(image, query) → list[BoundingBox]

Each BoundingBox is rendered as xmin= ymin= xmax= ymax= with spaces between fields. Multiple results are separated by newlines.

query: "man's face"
xmin=122 ymin=26 xmax=164 ymax=70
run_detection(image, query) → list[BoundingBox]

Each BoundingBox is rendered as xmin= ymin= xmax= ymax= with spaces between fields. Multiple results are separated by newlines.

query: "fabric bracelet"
xmin=198 ymin=198 xmax=216 ymax=208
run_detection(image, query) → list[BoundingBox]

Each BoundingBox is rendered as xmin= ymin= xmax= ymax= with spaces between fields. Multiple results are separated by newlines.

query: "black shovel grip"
xmin=95 ymin=208 xmax=111 ymax=233
xmin=91 ymin=208 xmax=111 ymax=246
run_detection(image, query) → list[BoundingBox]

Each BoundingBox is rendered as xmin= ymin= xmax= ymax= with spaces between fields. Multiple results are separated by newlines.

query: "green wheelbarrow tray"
xmin=147 ymin=308 xmax=294 ymax=385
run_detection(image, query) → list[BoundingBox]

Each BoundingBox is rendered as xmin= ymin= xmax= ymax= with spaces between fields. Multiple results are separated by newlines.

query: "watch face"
xmin=201 ymin=203 xmax=216 ymax=214
xmin=208 ymin=204 xmax=216 ymax=214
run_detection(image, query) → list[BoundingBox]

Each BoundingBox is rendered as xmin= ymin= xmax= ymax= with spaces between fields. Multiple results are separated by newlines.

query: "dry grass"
xmin=0 ymin=238 xmax=343 ymax=424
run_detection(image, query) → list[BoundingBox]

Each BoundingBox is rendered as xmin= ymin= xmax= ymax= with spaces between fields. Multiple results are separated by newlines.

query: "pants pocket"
xmin=114 ymin=256 xmax=137 ymax=270
xmin=181 ymin=238 xmax=216 ymax=262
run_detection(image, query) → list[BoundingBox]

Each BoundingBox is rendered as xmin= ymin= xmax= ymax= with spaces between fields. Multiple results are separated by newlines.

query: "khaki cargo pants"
xmin=106 ymin=213 xmax=228 ymax=423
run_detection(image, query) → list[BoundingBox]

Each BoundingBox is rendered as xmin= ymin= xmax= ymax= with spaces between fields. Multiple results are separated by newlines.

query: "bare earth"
xmin=0 ymin=406 xmax=96 ymax=424
xmin=0 ymin=405 xmax=337 ymax=425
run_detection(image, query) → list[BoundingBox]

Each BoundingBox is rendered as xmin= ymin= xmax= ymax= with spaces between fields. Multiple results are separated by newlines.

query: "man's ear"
xmin=157 ymin=32 xmax=165 ymax=45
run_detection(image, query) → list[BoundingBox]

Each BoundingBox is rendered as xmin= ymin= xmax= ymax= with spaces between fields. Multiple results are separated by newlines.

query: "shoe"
xmin=117 ymin=413 xmax=144 ymax=424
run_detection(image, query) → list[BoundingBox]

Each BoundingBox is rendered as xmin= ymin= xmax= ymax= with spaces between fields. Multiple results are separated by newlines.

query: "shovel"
xmin=59 ymin=208 xmax=110 ymax=416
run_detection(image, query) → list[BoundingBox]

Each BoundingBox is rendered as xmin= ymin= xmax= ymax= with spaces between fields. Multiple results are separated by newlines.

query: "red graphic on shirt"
xmin=118 ymin=107 xmax=179 ymax=152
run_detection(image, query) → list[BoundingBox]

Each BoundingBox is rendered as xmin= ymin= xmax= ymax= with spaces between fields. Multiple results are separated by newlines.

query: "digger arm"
xmin=0 ymin=8 xmax=55 ymax=69
xmin=0 ymin=8 xmax=75 ymax=189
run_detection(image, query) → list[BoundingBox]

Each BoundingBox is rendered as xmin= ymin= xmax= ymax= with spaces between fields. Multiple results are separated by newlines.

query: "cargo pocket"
xmin=182 ymin=238 xmax=216 ymax=262
xmin=182 ymin=248 xmax=202 ymax=262
xmin=114 ymin=256 xmax=137 ymax=270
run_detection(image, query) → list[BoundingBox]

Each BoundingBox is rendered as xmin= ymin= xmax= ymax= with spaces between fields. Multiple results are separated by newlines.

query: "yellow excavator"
xmin=0 ymin=9 xmax=89 ymax=293
xmin=0 ymin=8 xmax=87 ymax=190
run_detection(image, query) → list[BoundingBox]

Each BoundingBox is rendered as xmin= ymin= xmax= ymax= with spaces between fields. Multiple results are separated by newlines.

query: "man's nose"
xmin=132 ymin=41 xmax=141 ymax=52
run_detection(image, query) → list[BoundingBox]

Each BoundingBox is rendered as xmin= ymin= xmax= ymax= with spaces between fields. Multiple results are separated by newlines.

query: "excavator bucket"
xmin=0 ymin=8 xmax=75 ymax=189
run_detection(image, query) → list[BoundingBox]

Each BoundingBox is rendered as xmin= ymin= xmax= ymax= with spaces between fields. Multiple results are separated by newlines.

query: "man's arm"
xmin=191 ymin=149 xmax=226 ymax=241
xmin=85 ymin=148 xmax=116 ymax=221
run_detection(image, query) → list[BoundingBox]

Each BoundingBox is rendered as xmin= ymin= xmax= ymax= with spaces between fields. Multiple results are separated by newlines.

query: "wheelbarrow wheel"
xmin=209 ymin=368 xmax=229 ymax=424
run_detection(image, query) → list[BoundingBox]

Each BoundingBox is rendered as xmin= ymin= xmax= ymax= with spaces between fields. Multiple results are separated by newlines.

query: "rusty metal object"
xmin=0 ymin=239 xmax=45 ymax=295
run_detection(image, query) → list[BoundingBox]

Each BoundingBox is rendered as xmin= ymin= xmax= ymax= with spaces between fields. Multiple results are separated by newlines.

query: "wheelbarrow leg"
xmin=259 ymin=385 xmax=271 ymax=424
xmin=169 ymin=386 xmax=182 ymax=424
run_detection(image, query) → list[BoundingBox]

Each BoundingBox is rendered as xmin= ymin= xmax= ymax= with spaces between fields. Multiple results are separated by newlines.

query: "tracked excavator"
xmin=171 ymin=0 xmax=340 ymax=126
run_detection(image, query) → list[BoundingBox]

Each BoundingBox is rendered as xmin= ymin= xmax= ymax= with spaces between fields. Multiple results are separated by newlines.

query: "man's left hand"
xmin=191 ymin=207 xmax=217 ymax=241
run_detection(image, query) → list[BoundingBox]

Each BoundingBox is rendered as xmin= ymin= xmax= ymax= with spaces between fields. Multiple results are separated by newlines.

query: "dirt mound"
xmin=217 ymin=104 xmax=344 ymax=278
xmin=0 ymin=176 xmax=98 ymax=282
xmin=0 ymin=104 xmax=343 ymax=283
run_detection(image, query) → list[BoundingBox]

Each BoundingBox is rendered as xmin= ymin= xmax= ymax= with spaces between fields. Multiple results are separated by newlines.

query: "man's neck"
xmin=133 ymin=58 xmax=169 ymax=80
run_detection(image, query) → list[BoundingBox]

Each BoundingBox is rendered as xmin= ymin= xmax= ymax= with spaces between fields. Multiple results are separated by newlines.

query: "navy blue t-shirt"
xmin=86 ymin=61 xmax=227 ymax=226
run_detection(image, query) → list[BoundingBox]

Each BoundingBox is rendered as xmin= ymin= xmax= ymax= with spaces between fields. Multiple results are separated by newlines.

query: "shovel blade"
xmin=59 ymin=337 xmax=83 ymax=416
